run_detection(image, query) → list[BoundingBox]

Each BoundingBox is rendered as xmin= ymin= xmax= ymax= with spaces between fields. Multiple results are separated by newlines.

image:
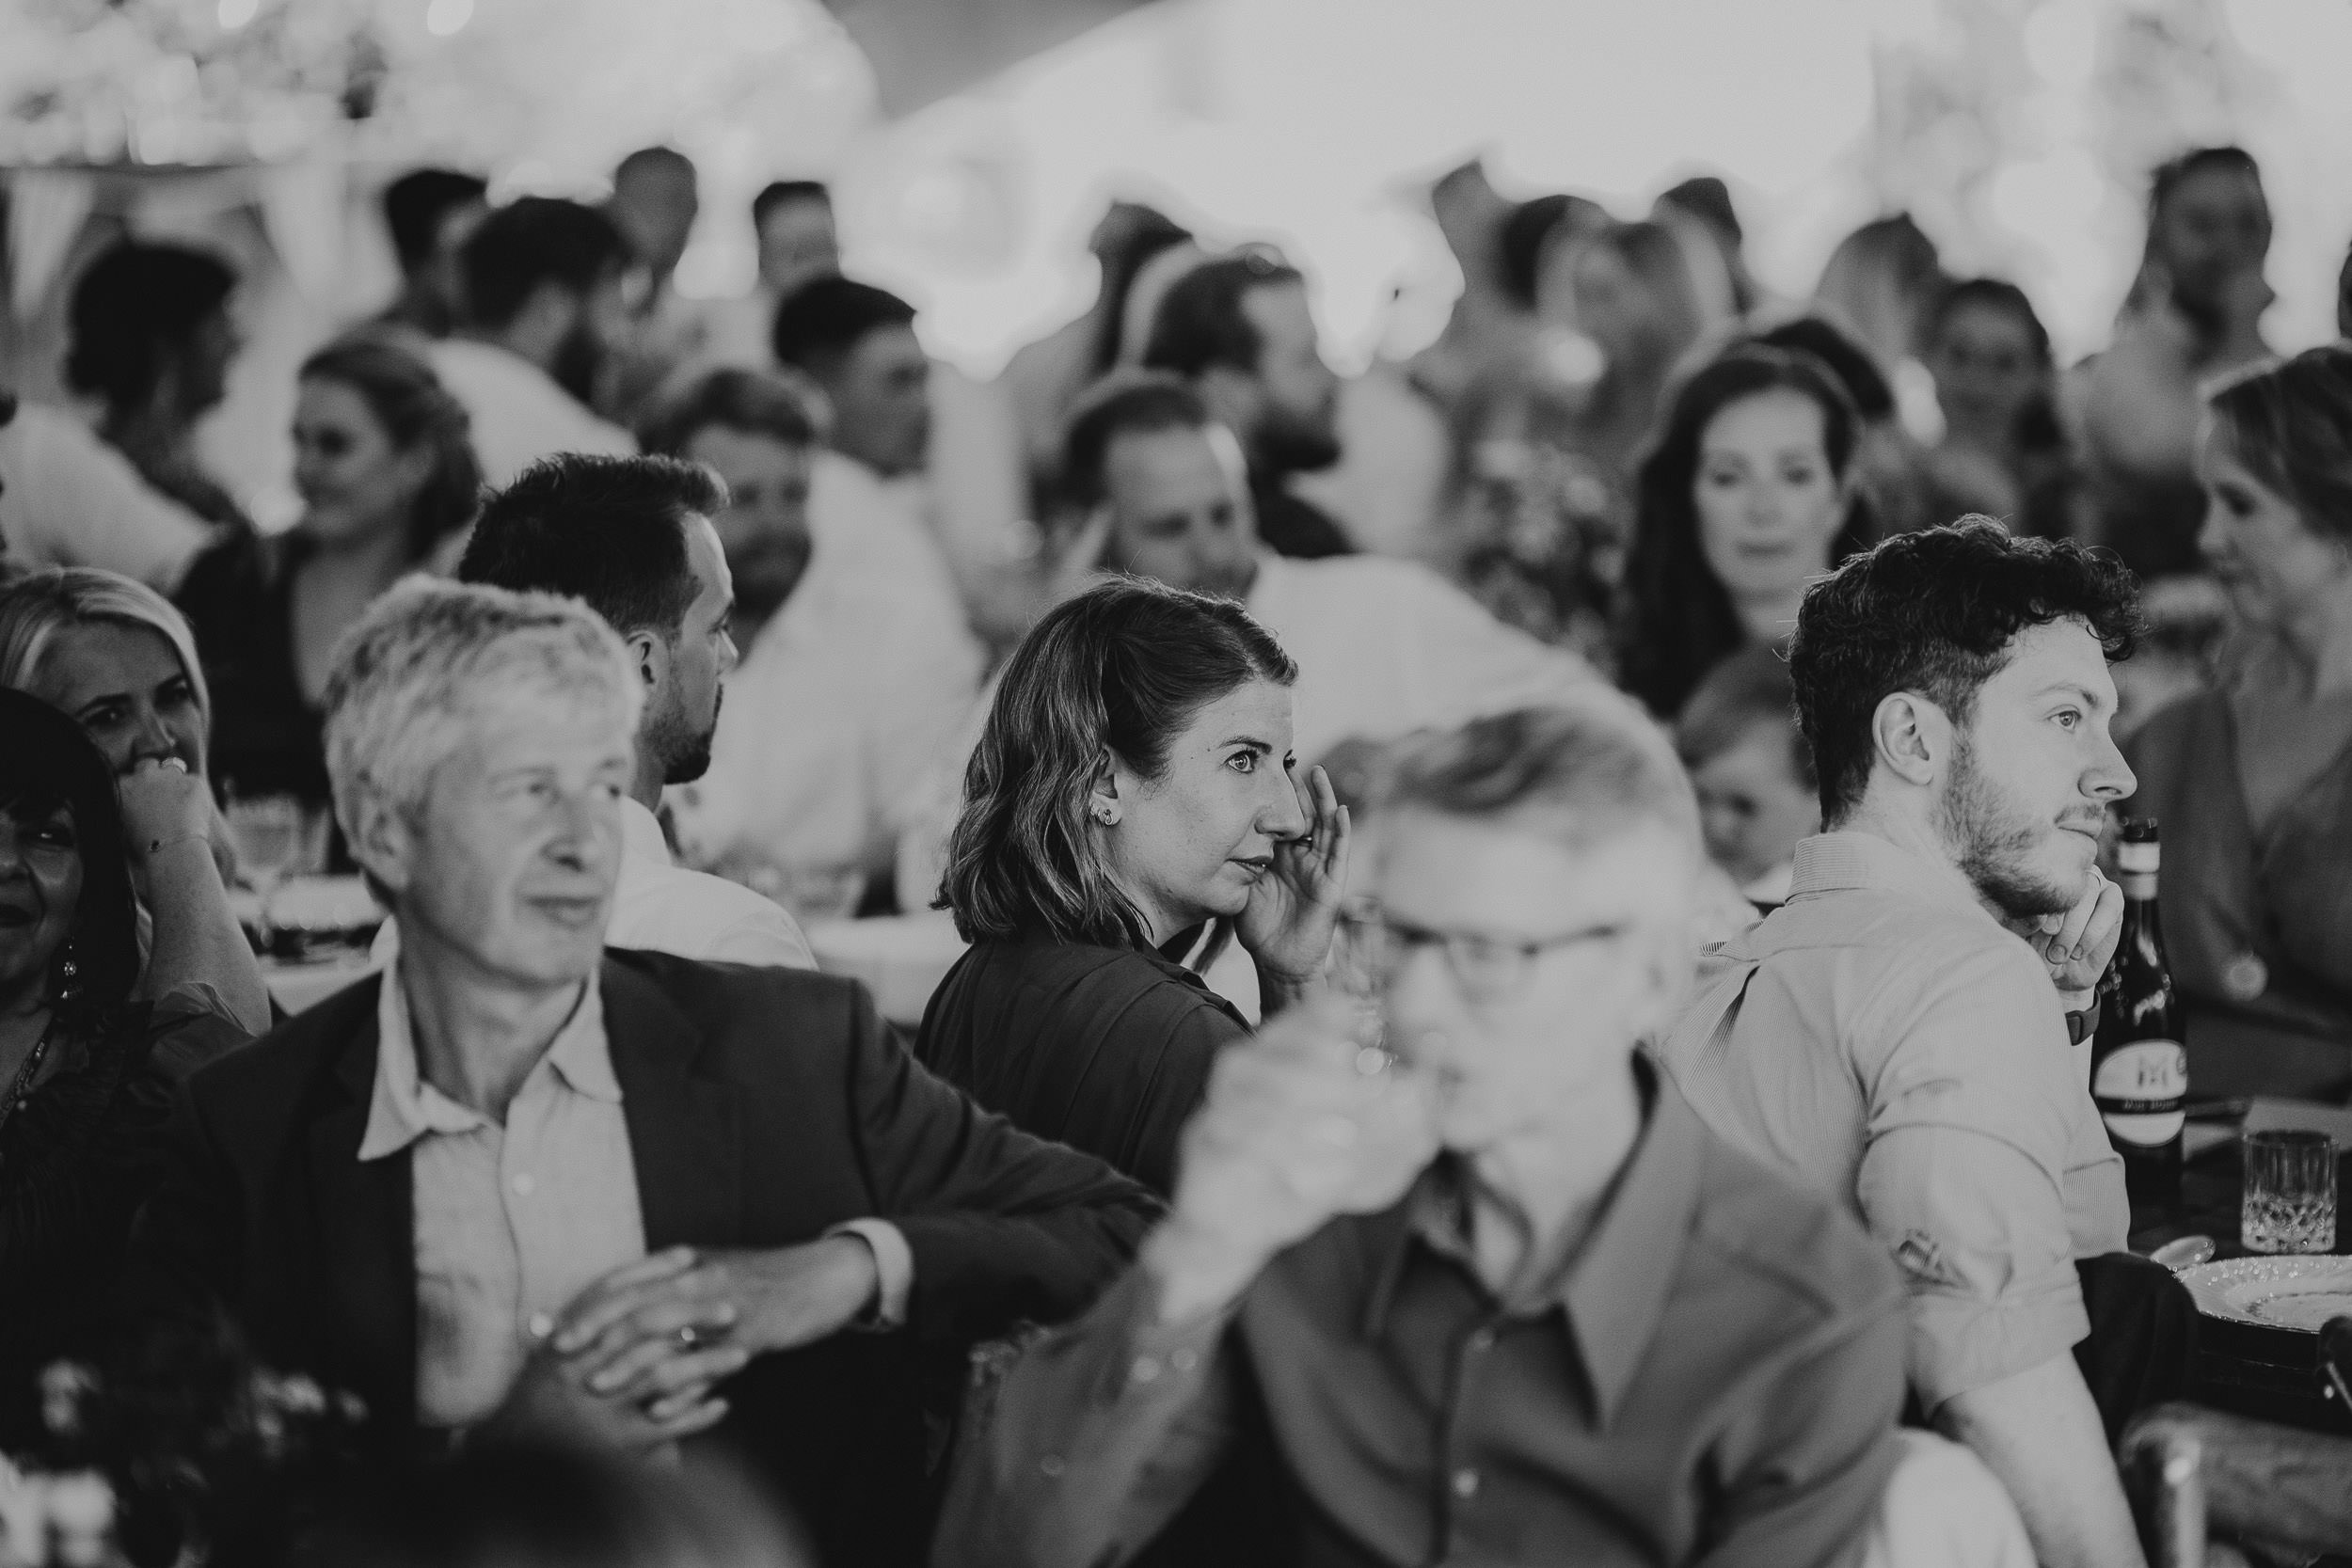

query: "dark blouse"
xmin=915 ymin=936 xmax=1250 ymax=1196
xmin=174 ymin=529 xmax=331 ymax=807
xmin=2123 ymin=689 xmax=2352 ymax=1100
xmin=0 ymin=992 xmax=246 ymax=1433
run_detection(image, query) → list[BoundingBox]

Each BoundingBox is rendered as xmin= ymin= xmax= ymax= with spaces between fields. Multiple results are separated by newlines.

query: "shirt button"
xmin=2223 ymin=952 xmax=2269 ymax=1002
xmin=1466 ymin=1327 xmax=1495 ymax=1354
xmin=526 ymin=1312 xmax=554 ymax=1339
xmin=1130 ymin=1355 xmax=1162 ymax=1385
xmin=1453 ymin=1467 xmax=1481 ymax=1500
xmin=1169 ymin=1347 xmax=1199 ymax=1373
xmin=511 ymin=1173 xmax=535 ymax=1197
xmin=1039 ymin=1454 xmax=1067 ymax=1479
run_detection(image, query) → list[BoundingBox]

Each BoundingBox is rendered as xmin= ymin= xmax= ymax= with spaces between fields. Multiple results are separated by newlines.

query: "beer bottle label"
xmin=2093 ymin=1039 xmax=2186 ymax=1145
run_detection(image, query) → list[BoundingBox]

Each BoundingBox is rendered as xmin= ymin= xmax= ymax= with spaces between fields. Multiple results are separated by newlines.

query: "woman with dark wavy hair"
xmin=1615 ymin=343 xmax=1878 ymax=717
xmin=917 ymin=577 xmax=1347 ymax=1195
xmin=175 ymin=331 xmax=483 ymax=805
xmin=0 ymin=689 xmax=250 ymax=1430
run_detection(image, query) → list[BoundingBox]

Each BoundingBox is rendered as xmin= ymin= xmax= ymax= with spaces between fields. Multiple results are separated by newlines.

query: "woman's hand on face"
xmin=1234 ymin=764 xmax=1351 ymax=990
xmin=118 ymin=757 xmax=214 ymax=863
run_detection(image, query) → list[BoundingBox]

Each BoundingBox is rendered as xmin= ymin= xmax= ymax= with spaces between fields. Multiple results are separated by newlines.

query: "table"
xmin=2131 ymin=1118 xmax=2352 ymax=1436
xmin=801 ymin=911 xmax=971 ymax=1028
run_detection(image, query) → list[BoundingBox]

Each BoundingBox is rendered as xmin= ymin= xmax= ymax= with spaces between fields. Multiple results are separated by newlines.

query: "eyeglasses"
xmin=1335 ymin=905 xmax=1622 ymax=1002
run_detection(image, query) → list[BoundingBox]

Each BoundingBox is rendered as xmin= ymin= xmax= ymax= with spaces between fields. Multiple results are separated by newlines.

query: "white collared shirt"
xmin=0 ymin=401 xmax=215 ymax=591
xmin=670 ymin=454 xmax=983 ymax=879
xmin=613 ymin=799 xmax=818 ymax=969
xmin=359 ymin=941 xmax=646 ymax=1428
xmin=1244 ymin=552 xmax=1598 ymax=763
xmin=424 ymin=339 xmax=634 ymax=491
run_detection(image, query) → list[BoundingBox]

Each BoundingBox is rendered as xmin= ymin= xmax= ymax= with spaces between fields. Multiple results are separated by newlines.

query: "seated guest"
xmin=937 ymin=698 xmax=1911 ymax=1567
xmin=375 ymin=167 xmax=490 ymax=339
xmin=429 ymin=198 xmax=636 ymax=490
xmin=1675 ymin=643 xmax=1819 ymax=909
xmin=1920 ymin=278 xmax=2087 ymax=542
xmin=1060 ymin=372 xmax=1593 ymax=763
xmin=1142 ymin=251 xmax=1354 ymax=560
xmin=1616 ymin=343 xmax=1878 ymax=718
xmin=918 ymin=578 xmax=1345 ymax=1196
xmin=2124 ymin=344 xmax=2352 ymax=1099
xmin=175 ymin=334 xmax=483 ymax=806
xmin=642 ymin=369 xmax=980 ymax=897
xmin=0 ymin=569 xmax=270 ymax=1027
xmin=1 ymin=689 xmax=255 ymax=1428
xmin=123 ymin=580 xmax=1156 ymax=1566
xmin=0 ymin=385 xmax=215 ymax=592
xmin=445 ymin=454 xmax=813 ymax=969
xmin=64 ymin=242 xmax=250 ymax=529
xmin=1756 ymin=314 xmax=1938 ymax=541
xmin=1660 ymin=520 xmax=2151 ymax=1568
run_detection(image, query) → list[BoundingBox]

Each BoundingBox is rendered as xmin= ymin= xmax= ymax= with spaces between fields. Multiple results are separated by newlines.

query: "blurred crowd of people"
xmin=1 ymin=128 xmax=2350 ymax=1568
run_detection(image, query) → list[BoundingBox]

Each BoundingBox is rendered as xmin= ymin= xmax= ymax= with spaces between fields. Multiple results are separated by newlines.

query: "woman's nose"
xmin=1263 ymin=773 xmax=1311 ymax=839
xmin=126 ymin=706 xmax=177 ymax=766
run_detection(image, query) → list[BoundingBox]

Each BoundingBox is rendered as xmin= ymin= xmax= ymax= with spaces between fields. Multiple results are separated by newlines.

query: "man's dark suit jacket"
xmin=123 ymin=949 xmax=1160 ymax=1566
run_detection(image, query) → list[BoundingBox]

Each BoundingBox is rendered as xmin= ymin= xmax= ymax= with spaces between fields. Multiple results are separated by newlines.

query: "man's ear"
xmin=345 ymin=782 xmax=418 ymax=903
xmin=626 ymin=627 xmax=669 ymax=701
xmin=1870 ymin=690 xmax=1949 ymax=790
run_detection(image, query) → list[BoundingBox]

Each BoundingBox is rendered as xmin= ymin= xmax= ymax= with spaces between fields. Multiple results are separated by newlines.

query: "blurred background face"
xmin=612 ymin=165 xmax=699 ymax=280
xmin=0 ymin=795 xmax=82 ymax=1007
xmin=1692 ymin=388 xmax=1846 ymax=604
xmin=293 ymin=376 xmax=430 ymax=546
xmin=1373 ymin=808 xmax=1692 ymax=1152
xmin=682 ymin=425 xmax=813 ymax=626
xmin=1568 ymin=245 xmax=1661 ymax=363
xmin=1690 ymin=721 xmax=1818 ymax=886
xmin=1929 ymin=301 xmax=2043 ymax=446
xmin=1238 ymin=280 xmax=1340 ymax=473
xmin=824 ymin=323 xmax=931 ymax=477
xmin=386 ymin=690 xmax=632 ymax=988
xmin=1102 ymin=676 xmax=1305 ymax=936
xmin=1939 ymin=619 xmax=2131 ymax=920
xmin=2153 ymin=164 xmax=2269 ymax=308
xmin=2197 ymin=425 xmax=2348 ymax=633
xmin=1097 ymin=422 xmax=1259 ymax=600
xmin=27 ymin=624 xmax=205 ymax=776
xmin=756 ymin=198 xmax=839 ymax=301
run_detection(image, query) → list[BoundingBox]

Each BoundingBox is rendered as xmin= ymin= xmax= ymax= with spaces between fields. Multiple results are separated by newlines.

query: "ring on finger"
xmin=675 ymin=1325 xmax=700 ymax=1349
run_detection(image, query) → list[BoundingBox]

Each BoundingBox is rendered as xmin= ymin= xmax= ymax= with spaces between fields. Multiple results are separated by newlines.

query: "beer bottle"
xmin=2091 ymin=818 xmax=2186 ymax=1204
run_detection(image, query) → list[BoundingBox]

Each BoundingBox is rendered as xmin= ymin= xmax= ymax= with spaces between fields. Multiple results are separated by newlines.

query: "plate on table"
xmin=2179 ymin=1255 xmax=2352 ymax=1332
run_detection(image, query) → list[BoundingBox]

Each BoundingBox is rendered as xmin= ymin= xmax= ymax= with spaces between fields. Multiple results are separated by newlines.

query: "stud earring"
xmin=1093 ymin=803 xmax=1120 ymax=826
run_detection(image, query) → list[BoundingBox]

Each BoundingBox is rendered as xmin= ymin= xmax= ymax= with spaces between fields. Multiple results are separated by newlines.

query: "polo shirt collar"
xmin=357 ymin=924 xmax=614 ymax=1162
xmin=1788 ymin=831 xmax=1997 ymax=927
xmin=1359 ymin=1056 xmax=1706 ymax=1428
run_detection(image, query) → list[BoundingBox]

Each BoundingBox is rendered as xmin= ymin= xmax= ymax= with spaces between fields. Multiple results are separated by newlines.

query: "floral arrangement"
xmin=4 ymin=1318 xmax=368 ymax=1568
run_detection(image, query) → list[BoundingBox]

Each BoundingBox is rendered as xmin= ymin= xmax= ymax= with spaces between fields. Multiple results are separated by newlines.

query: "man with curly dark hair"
xmin=1661 ymin=518 xmax=2161 ymax=1568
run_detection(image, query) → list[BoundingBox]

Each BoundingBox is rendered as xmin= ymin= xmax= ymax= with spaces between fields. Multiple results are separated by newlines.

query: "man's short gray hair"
xmin=1381 ymin=692 xmax=1701 ymax=861
xmin=322 ymin=578 xmax=642 ymax=832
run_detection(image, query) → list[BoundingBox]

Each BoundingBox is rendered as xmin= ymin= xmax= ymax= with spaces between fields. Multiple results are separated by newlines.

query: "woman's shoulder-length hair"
xmin=939 ymin=577 xmax=1295 ymax=951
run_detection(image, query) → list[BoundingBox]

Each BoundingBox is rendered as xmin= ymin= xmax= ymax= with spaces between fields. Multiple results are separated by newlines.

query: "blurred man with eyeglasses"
xmin=934 ymin=697 xmax=1993 ymax=1568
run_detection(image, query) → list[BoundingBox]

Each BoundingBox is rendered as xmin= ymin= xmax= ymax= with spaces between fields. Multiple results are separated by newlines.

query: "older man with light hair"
xmin=936 ymin=693 xmax=2030 ymax=1568
xmin=127 ymin=578 xmax=1158 ymax=1568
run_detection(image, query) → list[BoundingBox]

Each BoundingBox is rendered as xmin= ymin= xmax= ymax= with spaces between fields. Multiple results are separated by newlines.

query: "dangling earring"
xmin=53 ymin=945 xmax=80 ymax=1006
xmin=1092 ymin=802 xmax=1120 ymax=827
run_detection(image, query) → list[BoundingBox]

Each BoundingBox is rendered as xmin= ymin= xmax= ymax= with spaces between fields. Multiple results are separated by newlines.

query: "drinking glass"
xmin=222 ymin=793 xmax=310 ymax=945
xmin=2242 ymin=1130 xmax=2338 ymax=1255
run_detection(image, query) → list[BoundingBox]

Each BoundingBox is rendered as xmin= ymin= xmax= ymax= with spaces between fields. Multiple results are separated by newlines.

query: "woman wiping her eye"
xmin=915 ymin=577 xmax=1348 ymax=1197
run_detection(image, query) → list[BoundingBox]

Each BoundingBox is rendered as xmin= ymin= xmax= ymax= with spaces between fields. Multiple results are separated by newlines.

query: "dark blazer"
xmin=123 ymin=949 xmax=1159 ymax=1566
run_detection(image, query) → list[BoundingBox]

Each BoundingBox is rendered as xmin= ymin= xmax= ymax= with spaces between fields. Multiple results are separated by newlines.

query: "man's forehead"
xmin=1105 ymin=424 xmax=1232 ymax=502
xmin=1987 ymin=617 xmax=2118 ymax=693
xmin=1372 ymin=809 xmax=1692 ymax=924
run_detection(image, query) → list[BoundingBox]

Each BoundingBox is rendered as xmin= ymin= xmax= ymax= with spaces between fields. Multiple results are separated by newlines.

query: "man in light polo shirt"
xmin=1661 ymin=519 xmax=2150 ymax=1568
